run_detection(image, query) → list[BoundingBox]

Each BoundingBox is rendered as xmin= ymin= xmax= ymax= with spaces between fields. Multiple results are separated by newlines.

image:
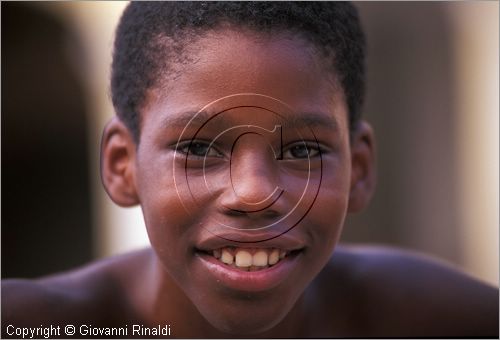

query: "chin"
xmin=202 ymin=309 xmax=286 ymax=335
xmin=195 ymin=289 xmax=300 ymax=336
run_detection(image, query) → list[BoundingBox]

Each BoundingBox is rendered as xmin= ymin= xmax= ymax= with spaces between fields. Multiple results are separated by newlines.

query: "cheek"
xmin=135 ymin=152 xmax=196 ymax=269
xmin=313 ymin=183 xmax=349 ymax=241
xmin=305 ymin=158 xmax=351 ymax=257
xmin=141 ymin=190 xmax=185 ymax=255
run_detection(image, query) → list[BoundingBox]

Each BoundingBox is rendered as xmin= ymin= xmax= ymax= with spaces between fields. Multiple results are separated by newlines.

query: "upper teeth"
xmin=214 ymin=247 xmax=287 ymax=270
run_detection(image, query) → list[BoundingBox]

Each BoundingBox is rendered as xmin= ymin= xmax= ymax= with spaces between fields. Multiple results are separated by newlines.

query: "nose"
xmin=218 ymin=133 xmax=285 ymax=219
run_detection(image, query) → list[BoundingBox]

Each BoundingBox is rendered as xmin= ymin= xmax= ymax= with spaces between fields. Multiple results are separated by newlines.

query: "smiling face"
xmin=102 ymin=28 xmax=375 ymax=335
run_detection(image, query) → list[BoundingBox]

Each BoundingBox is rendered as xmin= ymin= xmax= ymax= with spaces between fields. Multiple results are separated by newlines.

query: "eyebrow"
xmin=284 ymin=113 xmax=339 ymax=131
xmin=160 ymin=110 xmax=212 ymax=129
xmin=161 ymin=110 xmax=339 ymax=132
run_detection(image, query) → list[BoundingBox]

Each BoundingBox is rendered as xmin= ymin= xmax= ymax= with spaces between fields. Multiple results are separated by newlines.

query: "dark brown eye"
xmin=178 ymin=141 xmax=223 ymax=158
xmin=282 ymin=143 xmax=320 ymax=159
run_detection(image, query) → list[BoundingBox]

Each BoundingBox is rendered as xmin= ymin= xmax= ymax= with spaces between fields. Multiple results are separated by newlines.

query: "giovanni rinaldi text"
xmin=5 ymin=324 xmax=172 ymax=338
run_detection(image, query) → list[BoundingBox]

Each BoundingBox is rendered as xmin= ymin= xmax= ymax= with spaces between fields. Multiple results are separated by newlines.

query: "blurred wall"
xmin=450 ymin=2 xmax=499 ymax=286
xmin=1 ymin=3 xmax=92 ymax=278
xmin=1 ymin=2 xmax=498 ymax=286
xmin=46 ymin=1 xmax=149 ymax=260
xmin=343 ymin=2 xmax=498 ymax=285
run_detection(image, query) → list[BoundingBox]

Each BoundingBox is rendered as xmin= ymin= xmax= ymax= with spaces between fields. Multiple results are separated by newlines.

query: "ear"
xmin=100 ymin=116 xmax=140 ymax=207
xmin=348 ymin=120 xmax=377 ymax=213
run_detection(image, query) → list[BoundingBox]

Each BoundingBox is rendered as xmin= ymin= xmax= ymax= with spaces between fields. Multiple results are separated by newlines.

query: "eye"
xmin=176 ymin=140 xmax=223 ymax=158
xmin=282 ymin=142 xmax=321 ymax=159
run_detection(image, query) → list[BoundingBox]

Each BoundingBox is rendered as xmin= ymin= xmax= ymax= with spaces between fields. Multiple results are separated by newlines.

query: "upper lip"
xmin=195 ymin=230 xmax=306 ymax=252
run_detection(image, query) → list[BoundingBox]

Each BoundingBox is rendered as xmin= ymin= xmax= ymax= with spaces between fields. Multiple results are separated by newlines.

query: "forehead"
xmin=142 ymin=28 xmax=347 ymax=135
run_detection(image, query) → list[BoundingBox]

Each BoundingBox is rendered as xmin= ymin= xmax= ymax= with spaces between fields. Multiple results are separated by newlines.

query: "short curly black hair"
xmin=111 ymin=1 xmax=366 ymax=143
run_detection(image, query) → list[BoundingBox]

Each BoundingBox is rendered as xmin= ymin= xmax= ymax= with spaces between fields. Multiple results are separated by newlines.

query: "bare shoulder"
xmin=1 ymin=248 xmax=152 ymax=330
xmin=312 ymin=244 xmax=499 ymax=337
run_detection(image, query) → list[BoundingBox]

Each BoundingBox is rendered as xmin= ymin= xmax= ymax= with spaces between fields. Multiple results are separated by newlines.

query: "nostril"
xmin=223 ymin=207 xmax=247 ymax=217
xmin=261 ymin=209 xmax=280 ymax=219
xmin=221 ymin=204 xmax=281 ymax=220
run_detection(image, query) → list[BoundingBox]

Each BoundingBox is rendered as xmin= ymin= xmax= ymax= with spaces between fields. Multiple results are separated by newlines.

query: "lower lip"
xmin=195 ymin=251 xmax=302 ymax=293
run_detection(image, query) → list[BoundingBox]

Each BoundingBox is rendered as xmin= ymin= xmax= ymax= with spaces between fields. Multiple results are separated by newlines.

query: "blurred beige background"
xmin=2 ymin=1 xmax=498 ymax=286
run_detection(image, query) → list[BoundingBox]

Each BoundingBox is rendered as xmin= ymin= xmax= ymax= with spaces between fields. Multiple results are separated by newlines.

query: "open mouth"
xmin=198 ymin=247 xmax=301 ymax=272
xmin=194 ymin=237 xmax=305 ymax=291
xmin=193 ymin=232 xmax=306 ymax=291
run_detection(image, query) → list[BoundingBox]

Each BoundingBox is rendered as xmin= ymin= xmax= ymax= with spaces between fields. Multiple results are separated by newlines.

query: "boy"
xmin=2 ymin=2 xmax=498 ymax=338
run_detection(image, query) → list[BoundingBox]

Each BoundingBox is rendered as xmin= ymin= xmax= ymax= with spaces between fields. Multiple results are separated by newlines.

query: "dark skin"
xmin=2 ymin=28 xmax=498 ymax=338
xmin=3 ymin=247 xmax=498 ymax=337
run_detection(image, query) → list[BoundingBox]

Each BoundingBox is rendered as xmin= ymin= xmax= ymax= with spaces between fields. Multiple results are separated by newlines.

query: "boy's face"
xmin=104 ymin=28 xmax=374 ymax=334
